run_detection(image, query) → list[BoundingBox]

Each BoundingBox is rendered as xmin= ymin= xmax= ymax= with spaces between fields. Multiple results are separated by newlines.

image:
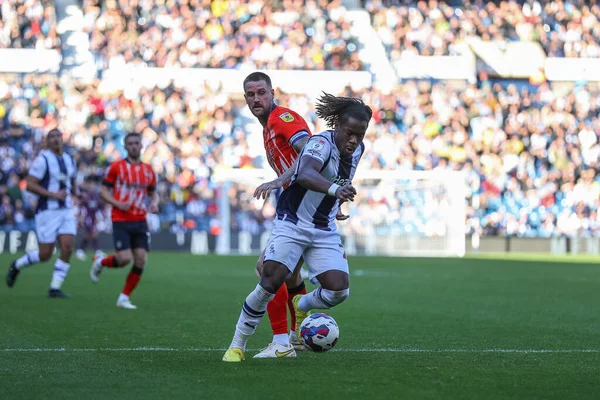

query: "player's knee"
xmin=286 ymin=269 xmax=302 ymax=287
xmin=321 ymin=288 xmax=350 ymax=307
xmin=117 ymin=254 xmax=132 ymax=266
xmin=60 ymin=247 xmax=73 ymax=261
xmin=133 ymin=254 xmax=146 ymax=268
xmin=260 ymin=261 xmax=288 ymax=292
xmin=61 ymin=242 xmax=74 ymax=254
xmin=39 ymin=250 xmax=52 ymax=262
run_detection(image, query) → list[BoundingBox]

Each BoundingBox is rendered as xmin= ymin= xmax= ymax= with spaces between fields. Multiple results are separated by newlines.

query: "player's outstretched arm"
xmin=254 ymin=136 xmax=310 ymax=200
xmin=296 ymin=157 xmax=356 ymax=202
xmin=26 ymin=175 xmax=66 ymax=201
xmin=279 ymin=136 xmax=310 ymax=185
xmin=254 ymin=156 xmax=300 ymax=200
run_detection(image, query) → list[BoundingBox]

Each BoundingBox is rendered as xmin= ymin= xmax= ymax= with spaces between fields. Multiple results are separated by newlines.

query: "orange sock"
xmin=101 ymin=254 xmax=119 ymax=268
xmin=267 ymin=283 xmax=289 ymax=335
xmin=287 ymin=281 xmax=307 ymax=332
xmin=122 ymin=266 xmax=143 ymax=296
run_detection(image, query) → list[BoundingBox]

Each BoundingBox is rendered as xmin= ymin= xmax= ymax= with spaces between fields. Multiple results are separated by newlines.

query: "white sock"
xmin=117 ymin=293 xmax=129 ymax=303
xmin=273 ymin=333 xmax=290 ymax=346
xmin=289 ymin=330 xmax=298 ymax=342
xmin=15 ymin=251 xmax=40 ymax=270
xmin=229 ymin=284 xmax=275 ymax=351
xmin=50 ymin=259 xmax=70 ymax=290
xmin=298 ymin=287 xmax=342 ymax=312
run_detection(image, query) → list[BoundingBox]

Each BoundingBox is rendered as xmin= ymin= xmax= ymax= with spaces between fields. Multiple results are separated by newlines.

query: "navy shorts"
xmin=112 ymin=221 xmax=150 ymax=251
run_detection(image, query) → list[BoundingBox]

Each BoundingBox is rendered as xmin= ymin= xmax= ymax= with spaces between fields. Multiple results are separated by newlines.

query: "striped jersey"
xmin=28 ymin=149 xmax=77 ymax=213
xmin=102 ymin=159 xmax=156 ymax=222
xmin=263 ymin=105 xmax=311 ymax=179
xmin=276 ymin=130 xmax=365 ymax=231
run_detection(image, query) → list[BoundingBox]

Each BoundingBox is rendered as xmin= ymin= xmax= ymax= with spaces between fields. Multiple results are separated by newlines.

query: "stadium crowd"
xmin=2 ymin=72 xmax=600 ymax=238
xmin=369 ymin=0 xmax=600 ymax=80
xmin=2 ymin=0 xmax=600 ymax=239
xmin=0 ymin=0 xmax=60 ymax=49
xmin=82 ymin=0 xmax=363 ymax=72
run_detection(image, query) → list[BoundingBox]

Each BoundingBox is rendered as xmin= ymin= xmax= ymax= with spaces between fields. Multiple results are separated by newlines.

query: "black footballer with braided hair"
xmin=315 ymin=92 xmax=372 ymax=157
xmin=221 ymin=92 xmax=374 ymax=363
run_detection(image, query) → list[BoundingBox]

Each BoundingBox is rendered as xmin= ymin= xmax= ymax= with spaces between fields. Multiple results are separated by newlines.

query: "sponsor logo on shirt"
xmin=333 ymin=177 xmax=351 ymax=186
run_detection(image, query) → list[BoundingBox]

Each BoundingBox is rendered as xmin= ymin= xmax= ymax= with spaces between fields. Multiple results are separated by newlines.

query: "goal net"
xmin=211 ymin=168 xmax=466 ymax=257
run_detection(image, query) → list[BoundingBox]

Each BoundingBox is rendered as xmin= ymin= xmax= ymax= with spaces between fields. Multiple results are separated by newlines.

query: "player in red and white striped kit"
xmin=90 ymin=132 xmax=159 ymax=309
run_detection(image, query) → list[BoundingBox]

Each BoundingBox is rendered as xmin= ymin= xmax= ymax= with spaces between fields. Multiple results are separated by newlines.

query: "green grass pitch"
xmin=0 ymin=252 xmax=599 ymax=399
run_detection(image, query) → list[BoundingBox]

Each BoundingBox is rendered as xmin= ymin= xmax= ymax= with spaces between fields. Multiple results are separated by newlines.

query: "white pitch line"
xmin=2 ymin=347 xmax=599 ymax=354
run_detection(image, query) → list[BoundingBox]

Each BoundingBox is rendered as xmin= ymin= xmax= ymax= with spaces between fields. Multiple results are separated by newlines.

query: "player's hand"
xmin=336 ymin=200 xmax=350 ymax=221
xmin=53 ymin=189 xmax=68 ymax=201
xmin=114 ymin=201 xmax=131 ymax=212
xmin=254 ymin=178 xmax=284 ymax=200
xmin=148 ymin=202 xmax=159 ymax=213
xmin=335 ymin=185 xmax=356 ymax=202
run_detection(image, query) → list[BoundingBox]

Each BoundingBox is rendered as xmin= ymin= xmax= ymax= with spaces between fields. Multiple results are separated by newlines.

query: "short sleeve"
xmin=102 ymin=163 xmax=117 ymax=187
xmin=301 ymin=136 xmax=331 ymax=165
xmin=270 ymin=109 xmax=311 ymax=145
xmin=29 ymin=154 xmax=47 ymax=180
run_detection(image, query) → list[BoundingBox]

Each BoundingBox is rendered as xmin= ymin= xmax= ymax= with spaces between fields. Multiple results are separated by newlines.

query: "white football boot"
xmin=90 ymin=254 xmax=103 ymax=284
xmin=253 ymin=342 xmax=296 ymax=359
xmin=116 ymin=298 xmax=137 ymax=309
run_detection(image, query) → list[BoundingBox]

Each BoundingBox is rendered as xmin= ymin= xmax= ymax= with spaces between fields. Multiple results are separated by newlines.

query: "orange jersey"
xmin=263 ymin=105 xmax=311 ymax=177
xmin=102 ymin=159 xmax=156 ymax=222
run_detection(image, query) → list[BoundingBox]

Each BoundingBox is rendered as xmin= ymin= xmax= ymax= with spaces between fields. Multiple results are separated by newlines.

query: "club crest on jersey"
xmin=279 ymin=112 xmax=295 ymax=123
xmin=310 ymin=139 xmax=325 ymax=151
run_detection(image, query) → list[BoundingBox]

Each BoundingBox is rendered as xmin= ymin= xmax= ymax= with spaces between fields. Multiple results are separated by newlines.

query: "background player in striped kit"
xmin=223 ymin=93 xmax=372 ymax=362
xmin=6 ymin=128 xmax=79 ymax=298
xmin=90 ymin=132 xmax=159 ymax=309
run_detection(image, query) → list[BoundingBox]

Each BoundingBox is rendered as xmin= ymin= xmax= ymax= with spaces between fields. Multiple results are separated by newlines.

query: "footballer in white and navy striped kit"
xmin=224 ymin=93 xmax=372 ymax=362
xmin=275 ymin=129 xmax=365 ymax=233
xmin=7 ymin=129 xmax=79 ymax=298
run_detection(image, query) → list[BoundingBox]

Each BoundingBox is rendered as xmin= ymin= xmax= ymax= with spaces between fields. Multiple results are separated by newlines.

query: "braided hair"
xmin=315 ymin=92 xmax=372 ymax=129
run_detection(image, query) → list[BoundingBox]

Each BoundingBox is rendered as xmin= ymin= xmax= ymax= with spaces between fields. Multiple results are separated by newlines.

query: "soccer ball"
xmin=299 ymin=313 xmax=339 ymax=352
